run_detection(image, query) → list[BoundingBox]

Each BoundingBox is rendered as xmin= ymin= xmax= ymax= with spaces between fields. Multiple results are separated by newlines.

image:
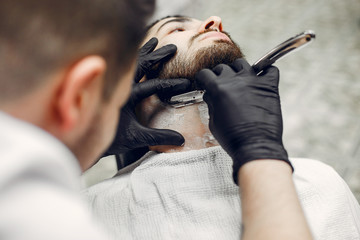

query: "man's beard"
xmin=148 ymin=39 xmax=245 ymax=88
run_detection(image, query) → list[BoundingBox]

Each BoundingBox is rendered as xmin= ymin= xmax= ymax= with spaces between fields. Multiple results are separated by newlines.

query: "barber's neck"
xmin=139 ymin=96 xmax=218 ymax=153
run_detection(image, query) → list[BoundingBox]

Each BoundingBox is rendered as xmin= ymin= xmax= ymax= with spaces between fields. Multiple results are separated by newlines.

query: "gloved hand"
xmin=103 ymin=78 xmax=191 ymax=157
xmin=195 ymin=58 xmax=291 ymax=184
xmin=103 ymin=37 xmax=191 ymax=158
xmin=134 ymin=37 xmax=177 ymax=83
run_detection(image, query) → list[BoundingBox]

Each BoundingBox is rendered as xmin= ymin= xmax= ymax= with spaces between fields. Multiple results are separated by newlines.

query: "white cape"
xmin=83 ymin=146 xmax=360 ymax=240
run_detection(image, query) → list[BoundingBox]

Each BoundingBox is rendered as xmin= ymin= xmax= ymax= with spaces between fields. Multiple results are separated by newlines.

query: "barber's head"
xmin=0 ymin=0 xmax=155 ymax=170
xmin=144 ymin=15 xmax=244 ymax=82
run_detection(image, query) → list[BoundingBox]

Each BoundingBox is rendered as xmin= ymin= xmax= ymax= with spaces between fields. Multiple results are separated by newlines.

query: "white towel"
xmin=82 ymin=146 xmax=360 ymax=240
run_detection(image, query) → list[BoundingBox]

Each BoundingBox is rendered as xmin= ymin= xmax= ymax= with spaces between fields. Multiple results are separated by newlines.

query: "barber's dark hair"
xmin=0 ymin=0 xmax=155 ymax=101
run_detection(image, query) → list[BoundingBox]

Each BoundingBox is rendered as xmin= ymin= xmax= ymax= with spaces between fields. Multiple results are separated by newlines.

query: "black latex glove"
xmin=134 ymin=37 xmax=177 ymax=83
xmin=103 ymin=77 xmax=191 ymax=157
xmin=103 ymin=37 xmax=189 ymax=158
xmin=195 ymin=58 xmax=291 ymax=184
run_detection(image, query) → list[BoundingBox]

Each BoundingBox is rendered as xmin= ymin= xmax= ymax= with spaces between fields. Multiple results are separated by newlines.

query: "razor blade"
xmin=168 ymin=30 xmax=316 ymax=108
xmin=167 ymin=90 xmax=206 ymax=108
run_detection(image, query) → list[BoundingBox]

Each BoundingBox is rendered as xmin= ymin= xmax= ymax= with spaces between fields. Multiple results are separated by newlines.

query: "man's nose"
xmin=198 ymin=16 xmax=223 ymax=33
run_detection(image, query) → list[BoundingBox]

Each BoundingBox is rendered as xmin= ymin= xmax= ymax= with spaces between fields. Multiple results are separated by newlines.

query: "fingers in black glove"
xmin=134 ymin=37 xmax=177 ymax=82
xmin=138 ymin=37 xmax=158 ymax=56
xmin=102 ymin=78 xmax=191 ymax=157
xmin=131 ymin=78 xmax=192 ymax=104
xmin=195 ymin=58 xmax=291 ymax=185
xmin=230 ymin=58 xmax=253 ymax=73
xmin=134 ymin=124 xmax=186 ymax=147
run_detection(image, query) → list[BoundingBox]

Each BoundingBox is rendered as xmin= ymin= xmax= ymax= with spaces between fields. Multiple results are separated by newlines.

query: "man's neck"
xmin=139 ymin=96 xmax=218 ymax=153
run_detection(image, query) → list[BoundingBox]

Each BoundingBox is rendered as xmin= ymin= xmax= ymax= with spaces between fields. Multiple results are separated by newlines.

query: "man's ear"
xmin=56 ymin=56 xmax=106 ymax=133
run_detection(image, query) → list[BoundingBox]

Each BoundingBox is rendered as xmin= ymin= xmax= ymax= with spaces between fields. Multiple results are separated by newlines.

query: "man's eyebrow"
xmin=156 ymin=17 xmax=192 ymax=33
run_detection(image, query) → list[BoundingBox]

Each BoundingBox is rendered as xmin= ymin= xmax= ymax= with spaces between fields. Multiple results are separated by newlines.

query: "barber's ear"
xmin=57 ymin=56 xmax=106 ymax=132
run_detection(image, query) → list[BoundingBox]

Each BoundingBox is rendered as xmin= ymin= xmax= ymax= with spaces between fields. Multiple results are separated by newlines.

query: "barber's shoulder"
xmin=0 ymin=173 xmax=110 ymax=240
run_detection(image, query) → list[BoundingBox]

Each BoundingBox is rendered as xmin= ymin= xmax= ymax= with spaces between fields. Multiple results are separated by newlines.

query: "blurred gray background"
xmin=82 ymin=0 xmax=360 ymax=201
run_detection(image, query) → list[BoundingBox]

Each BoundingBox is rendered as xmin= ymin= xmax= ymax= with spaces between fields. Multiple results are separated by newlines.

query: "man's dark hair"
xmin=0 ymin=0 xmax=155 ymax=102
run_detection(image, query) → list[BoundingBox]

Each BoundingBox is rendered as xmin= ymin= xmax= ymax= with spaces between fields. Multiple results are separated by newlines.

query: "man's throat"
xmin=142 ymin=99 xmax=219 ymax=153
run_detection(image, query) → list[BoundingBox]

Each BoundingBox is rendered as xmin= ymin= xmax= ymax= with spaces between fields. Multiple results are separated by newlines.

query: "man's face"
xmin=144 ymin=16 xmax=244 ymax=82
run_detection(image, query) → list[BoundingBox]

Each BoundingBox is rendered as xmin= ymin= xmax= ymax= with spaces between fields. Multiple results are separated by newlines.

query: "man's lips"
xmin=199 ymin=31 xmax=231 ymax=42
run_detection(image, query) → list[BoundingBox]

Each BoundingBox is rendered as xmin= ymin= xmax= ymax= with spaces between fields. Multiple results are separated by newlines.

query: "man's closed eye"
xmin=169 ymin=28 xmax=185 ymax=34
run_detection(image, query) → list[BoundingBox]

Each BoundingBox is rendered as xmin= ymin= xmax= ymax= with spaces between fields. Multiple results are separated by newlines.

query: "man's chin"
xmin=196 ymin=39 xmax=245 ymax=66
xmin=189 ymin=40 xmax=244 ymax=80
